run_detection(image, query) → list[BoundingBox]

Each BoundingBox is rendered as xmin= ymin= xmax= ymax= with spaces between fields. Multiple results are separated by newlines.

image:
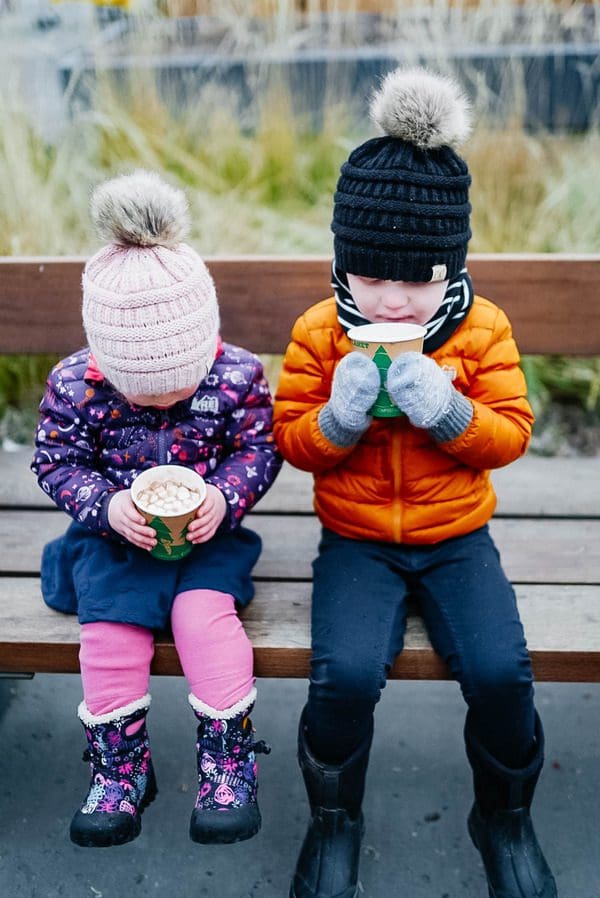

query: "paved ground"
xmin=1 ymin=674 xmax=598 ymax=898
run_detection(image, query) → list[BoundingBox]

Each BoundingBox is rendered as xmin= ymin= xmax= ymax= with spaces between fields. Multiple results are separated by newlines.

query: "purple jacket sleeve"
xmin=31 ymin=368 xmax=118 ymax=536
xmin=205 ymin=359 xmax=282 ymax=530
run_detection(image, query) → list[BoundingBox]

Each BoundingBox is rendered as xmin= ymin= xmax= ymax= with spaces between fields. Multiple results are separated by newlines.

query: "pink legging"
xmin=79 ymin=589 xmax=254 ymax=716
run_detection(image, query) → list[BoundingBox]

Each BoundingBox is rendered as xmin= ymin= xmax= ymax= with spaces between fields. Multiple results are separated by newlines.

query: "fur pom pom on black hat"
xmin=370 ymin=67 xmax=472 ymax=149
xmin=332 ymin=67 xmax=473 ymax=284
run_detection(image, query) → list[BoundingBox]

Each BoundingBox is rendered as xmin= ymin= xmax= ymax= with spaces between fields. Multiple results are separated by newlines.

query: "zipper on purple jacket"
xmin=158 ymin=411 xmax=169 ymax=465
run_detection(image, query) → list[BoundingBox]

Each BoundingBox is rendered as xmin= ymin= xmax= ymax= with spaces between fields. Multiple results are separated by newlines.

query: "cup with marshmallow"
xmin=131 ymin=466 xmax=207 ymax=561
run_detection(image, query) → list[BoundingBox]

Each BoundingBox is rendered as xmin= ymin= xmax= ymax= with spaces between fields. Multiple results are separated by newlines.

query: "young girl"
xmin=32 ymin=170 xmax=281 ymax=848
xmin=273 ymin=69 xmax=557 ymax=898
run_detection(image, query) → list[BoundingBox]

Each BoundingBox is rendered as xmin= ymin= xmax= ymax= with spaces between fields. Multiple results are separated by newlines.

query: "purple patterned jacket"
xmin=32 ymin=341 xmax=282 ymax=538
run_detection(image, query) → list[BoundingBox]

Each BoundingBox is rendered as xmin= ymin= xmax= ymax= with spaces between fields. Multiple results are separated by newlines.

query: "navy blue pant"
xmin=306 ymin=526 xmax=536 ymax=769
xmin=41 ymin=521 xmax=261 ymax=628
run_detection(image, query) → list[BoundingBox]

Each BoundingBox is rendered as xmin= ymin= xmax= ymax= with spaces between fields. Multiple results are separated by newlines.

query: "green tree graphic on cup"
xmin=371 ymin=345 xmax=403 ymax=417
xmin=150 ymin=516 xmax=175 ymax=557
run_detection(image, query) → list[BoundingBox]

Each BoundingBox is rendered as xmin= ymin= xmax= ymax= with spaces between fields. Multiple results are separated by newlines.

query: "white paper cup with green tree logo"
xmin=131 ymin=465 xmax=207 ymax=561
xmin=347 ymin=322 xmax=427 ymax=418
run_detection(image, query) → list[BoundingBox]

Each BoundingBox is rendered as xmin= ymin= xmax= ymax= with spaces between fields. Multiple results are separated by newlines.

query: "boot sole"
xmin=70 ymin=773 xmax=158 ymax=848
xmin=190 ymin=804 xmax=261 ymax=845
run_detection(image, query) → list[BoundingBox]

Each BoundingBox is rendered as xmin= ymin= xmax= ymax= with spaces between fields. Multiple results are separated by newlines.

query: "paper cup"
xmin=347 ymin=322 xmax=427 ymax=418
xmin=131 ymin=465 xmax=207 ymax=561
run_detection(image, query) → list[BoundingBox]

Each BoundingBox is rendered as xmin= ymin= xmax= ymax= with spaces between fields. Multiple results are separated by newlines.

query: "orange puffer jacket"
xmin=273 ymin=295 xmax=534 ymax=544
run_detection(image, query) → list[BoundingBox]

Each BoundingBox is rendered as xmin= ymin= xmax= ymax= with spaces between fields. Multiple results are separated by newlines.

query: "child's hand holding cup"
xmin=131 ymin=465 xmax=207 ymax=561
xmin=347 ymin=323 xmax=427 ymax=418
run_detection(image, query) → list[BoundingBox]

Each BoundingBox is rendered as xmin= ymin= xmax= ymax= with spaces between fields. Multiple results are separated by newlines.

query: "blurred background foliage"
xmin=1 ymin=0 xmax=599 ymax=453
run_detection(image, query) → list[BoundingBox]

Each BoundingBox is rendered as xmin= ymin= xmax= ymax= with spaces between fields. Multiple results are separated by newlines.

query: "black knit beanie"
xmin=332 ymin=67 xmax=473 ymax=284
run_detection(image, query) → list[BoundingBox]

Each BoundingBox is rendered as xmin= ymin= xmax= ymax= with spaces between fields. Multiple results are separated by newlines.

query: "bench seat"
xmin=2 ymin=450 xmax=599 ymax=682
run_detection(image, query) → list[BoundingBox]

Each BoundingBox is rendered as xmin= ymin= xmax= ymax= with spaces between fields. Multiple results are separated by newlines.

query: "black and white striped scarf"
xmin=332 ymin=261 xmax=474 ymax=353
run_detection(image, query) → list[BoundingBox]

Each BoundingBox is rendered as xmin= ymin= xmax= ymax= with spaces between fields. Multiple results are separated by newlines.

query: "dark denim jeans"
xmin=306 ymin=526 xmax=536 ymax=769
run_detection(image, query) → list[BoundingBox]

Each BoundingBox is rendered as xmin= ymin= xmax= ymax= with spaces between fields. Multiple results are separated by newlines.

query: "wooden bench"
xmin=1 ymin=254 xmax=600 ymax=681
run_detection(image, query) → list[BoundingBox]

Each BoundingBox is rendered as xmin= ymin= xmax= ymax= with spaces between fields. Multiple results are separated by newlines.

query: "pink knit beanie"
xmin=82 ymin=170 xmax=219 ymax=397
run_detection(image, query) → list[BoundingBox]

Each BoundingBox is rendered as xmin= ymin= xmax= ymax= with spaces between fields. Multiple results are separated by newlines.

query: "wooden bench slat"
xmin=1 ymin=580 xmax=599 ymax=681
xmin=257 ymin=517 xmax=600 ymax=584
xmin=2 ymin=510 xmax=599 ymax=585
xmin=491 ymin=457 xmax=600 ymax=519
xmin=2 ymin=255 xmax=600 ymax=355
xmin=3 ymin=451 xmax=600 ymax=519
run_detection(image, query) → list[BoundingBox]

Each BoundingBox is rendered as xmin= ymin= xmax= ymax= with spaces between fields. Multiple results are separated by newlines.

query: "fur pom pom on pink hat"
xmin=82 ymin=170 xmax=219 ymax=397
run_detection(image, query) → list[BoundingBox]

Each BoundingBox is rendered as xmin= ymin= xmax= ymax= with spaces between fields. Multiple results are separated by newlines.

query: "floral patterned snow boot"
xmin=70 ymin=695 xmax=157 ymax=848
xmin=189 ymin=688 xmax=271 ymax=844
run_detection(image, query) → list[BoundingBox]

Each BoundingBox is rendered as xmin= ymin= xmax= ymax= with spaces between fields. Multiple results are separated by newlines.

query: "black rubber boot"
xmin=465 ymin=711 xmax=557 ymax=898
xmin=289 ymin=709 xmax=373 ymax=898
xmin=70 ymin=696 xmax=157 ymax=848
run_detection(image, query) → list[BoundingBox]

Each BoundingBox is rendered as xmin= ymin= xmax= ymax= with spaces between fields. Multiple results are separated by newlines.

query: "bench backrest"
xmin=2 ymin=255 xmax=600 ymax=356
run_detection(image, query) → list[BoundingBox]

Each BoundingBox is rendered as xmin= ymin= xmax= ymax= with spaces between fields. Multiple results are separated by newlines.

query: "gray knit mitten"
xmin=318 ymin=352 xmax=381 ymax=447
xmin=386 ymin=352 xmax=473 ymax=442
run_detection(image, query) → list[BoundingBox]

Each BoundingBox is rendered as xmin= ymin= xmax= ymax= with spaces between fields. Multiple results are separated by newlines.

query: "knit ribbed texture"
xmin=332 ymin=136 xmax=471 ymax=283
xmin=318 ymin=403 xmax=367 ymax=448
xmin=428 ymin=389 xmax=473 ymax=443
xmin=82 ymin=239 xmax=219 ymax=396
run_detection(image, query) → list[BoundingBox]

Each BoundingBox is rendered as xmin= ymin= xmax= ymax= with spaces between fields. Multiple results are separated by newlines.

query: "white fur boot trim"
xmin=77 ymin=693 xmax=152 ymax=727
xmin=188 ymin=686 xmax=257 ymax=720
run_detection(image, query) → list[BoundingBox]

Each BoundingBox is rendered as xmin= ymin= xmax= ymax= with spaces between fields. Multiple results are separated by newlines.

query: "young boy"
xmin=273 ymin=67 xmax=557 ymax=898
